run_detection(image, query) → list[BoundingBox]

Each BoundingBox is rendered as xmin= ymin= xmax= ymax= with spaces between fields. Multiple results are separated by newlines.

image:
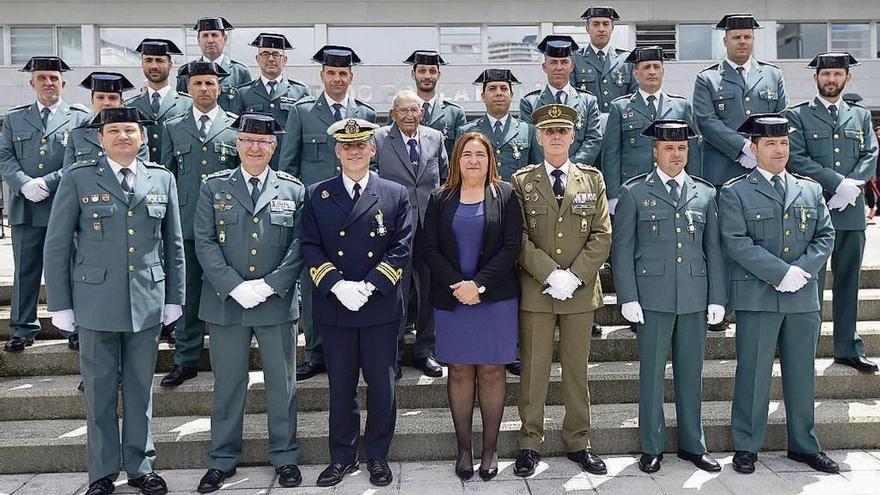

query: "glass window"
xmin=678 ymin=24 xmax=725 ymax=61
xmin=10 ymin=27 xmax=54 ymax=65
xmin=830 ymin=23 xmax=871 ymax=59
xmin=777 ymin=23 xmax=827 ymax=59
xmin=57 ymin=26 xmax=83 ymax=65
xmin=440 ymin=26 xmax=481 ymax=64
xmin=553 ymin=23 xmax=633 ymax=51
xmin=0 ymin=27 xmax=5 ymax=65
xmin=635 ymin=24 xmax=676 ymax=58
xmin=226 ymin=27 xmax=316 ymax=65
xmin=99 ymin=27 xmax=186 ymax=66
xmin=328 ymin=26 xmax=437 ymax=64
xmin=487 ymin=25 xmax=539 ymax=63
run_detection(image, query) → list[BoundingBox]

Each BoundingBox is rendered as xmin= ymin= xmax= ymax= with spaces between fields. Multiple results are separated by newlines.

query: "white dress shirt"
xmin=107 ymin=157 xmax=138 ymax=189
xmin=241 ymin=166 xmax=270 ymax=194
xmin=544 ymin=160 xmax=571 ymax=187
xmin=655 ymin=167 xmax=686 ymax=194
xmin=342 ymin=171 xmax=369 ymax=199
xmin=324 ymin=93 xmax=350 ymax=119
xmin=192 ymin=105 xmax=220 ymax=135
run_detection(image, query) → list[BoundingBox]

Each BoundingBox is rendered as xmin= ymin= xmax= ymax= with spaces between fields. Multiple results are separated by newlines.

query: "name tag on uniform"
xmin=145 ymin=194 xmax=167 ymax=204
xmin=269 ymin=199 xmax=296 ymax=212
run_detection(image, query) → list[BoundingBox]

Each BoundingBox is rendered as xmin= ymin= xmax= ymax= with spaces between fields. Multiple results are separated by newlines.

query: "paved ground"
xmin=1 ymin=451 xmax=879 ymax=494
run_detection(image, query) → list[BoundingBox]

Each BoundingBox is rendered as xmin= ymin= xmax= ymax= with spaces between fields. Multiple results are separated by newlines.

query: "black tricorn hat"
xmin=403 ymin=50 xmax=447 ymax=66
xmin=193 ymin=17 xmax=234 ymax=32
xmin=737 ymin=114 xmax=791 ymax=137
xmin=135 ymin=38 xmax=184 ymax=57
xmin=20 ymin=56 xmax=71 ymax=73
xmin=624 ymin=46 xmax=667 ymax=64
xmin=88 ymin=107 xmax=156 ymax=128
xmin=641 ymin=120 xmax=698 ymax=141
xmin=807 ymin=52 xmax=859 ymax=70
xmin=79 ymin=72 xmax=135 ymax=93
xmin=179 ymin=61 xmax=230 ymax=79
xmin=842 ymin=93 xmax=863 ymax=105
xmin=537 ymin=35 xmax=580 ymax=58
xmin=250 ymin=33 xmax=293 ymax=50
xmin=312 ymin=45 xmax=361 ymax=66
xmin=580 ymin=6 xmax=620 ymax=20
xmin=232 ymin=112 xmax=286 ymax=135
xmin=473 ymin=68 xmax=520 ymax=85
xmin=715 ymin=13 xmax=761 ymax=30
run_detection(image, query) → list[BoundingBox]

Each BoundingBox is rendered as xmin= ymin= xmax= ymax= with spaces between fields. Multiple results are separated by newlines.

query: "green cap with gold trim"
xmin=532 ymin=104 xmax=578 ymax=129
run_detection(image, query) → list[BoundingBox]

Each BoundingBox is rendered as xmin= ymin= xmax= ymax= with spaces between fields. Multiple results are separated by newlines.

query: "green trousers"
xmin=175 ymin=240 xmax=205 ymax=367
xmin=299 ymin=270 xmax=323 ymax=366
xmin=731 ymin=311 xmax=822 ymax=454
xmin=637 ymin=310 xmax=708 ymax=455
xmin=207 ymin=322 xmax=300 ymax=471
xmin=817 ymin=229 xmax=866 ymax=359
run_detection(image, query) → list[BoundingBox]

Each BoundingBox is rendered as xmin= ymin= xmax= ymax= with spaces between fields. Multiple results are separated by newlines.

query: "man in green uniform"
xmin=0 ymin=56 xmax=90 ymax=353
xmin=43 ymin=107 xmax=185 ymax=495
xmin=278 ymin=44 xmax=377 ymax=381
xmin=511 ymin=104 xmax=611 ymax=477
xmin=193 ymin=113 xmax=305 ymax=492
xmin=176 ymin=17 xmax=252 ymax=111
xmin=230 ymin=33 xmax=310 ymax=170
xmin=720 ymin=114 xmax=837 ymax=475
xmin=126 ymin=38 xmax=193 ymax=163
xmin=460 ymin=69 xmax=543 ymax=182
xmin=160 ymin=61 xmax=240 ymax=387
xmin=405 ymin=50 xmax=466 ymax=157
xmin=612 ymin=120 xmax=724 ymax=473
xmin=786 ymin=52 xmax=879 ymax=373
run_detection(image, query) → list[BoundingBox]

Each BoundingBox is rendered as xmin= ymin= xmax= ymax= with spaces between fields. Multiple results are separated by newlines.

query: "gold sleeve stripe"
xmin=309 ymin=262 xmax=336 ymax=286
xmin=376 ymin=262 xmax=400 ymax=285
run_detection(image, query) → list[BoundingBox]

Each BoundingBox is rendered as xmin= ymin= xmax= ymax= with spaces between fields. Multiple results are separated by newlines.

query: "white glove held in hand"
xmin=50 ymin=309 xmax=76 ymax=332
xmin=542 ymin=285 xmax=573 ymax=301
xmin=775 ymin=266 xmax=811 ymax=293
xmin=836 ymin=178 xmax=862 ymax=204
xmin=621 ymin=301 xmax=645 ymax=324
xmin=229 ymin=282 xmax=266 ymax=309
xmin=737 ymin=141 xmax=757 ymax=169
xmin=162 ymin=304 xmax=183 ymax=325
xmin=247 ymin=279 xmax=276 ymax=299
xmin=21 ymin=178 xmax=50 ymax=202
xmin=607 ymin=198 xmax=618 ymax=215
xmin=707 ymin=304 xmax=725 ymax=325
xmin=826 ymin=192 xmax=850 ymax=211
xmin=331 ymin=280 xmax=370 ymax=311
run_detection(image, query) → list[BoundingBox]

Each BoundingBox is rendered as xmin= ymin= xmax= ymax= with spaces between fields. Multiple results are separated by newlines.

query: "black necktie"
xmin=150 ymin=92 xmax=161 ymax=114
xmin=332 ymin=103 xmax=343 ymax=121
xmin=421 ymin=101 xmax=430 ymax=124
xmin=267 ymin=80 xmax=277 ymax=99
xmin=736 ymin=66 xmax=747 ymax=85
xmin=120 ymin=168 xmax=134 ymax=203
xmin=597 ymin=50 xmax=606 ymax=68
xmin=493 ymin=120 xmax=503 ymax=143
xmin=667 ymin=179 xmax=680 ymax=205
xmin=407 ymin=138 xmax=420 ymax=168
xmin=829 ymin=104 xmax=838 ymax=126
xmin=198 ymin=114 xmax=210 ymax=139
xmin=646 ymin=95 xmax=657 ymax=120
xmin=41 ymin=107 xmax=51 ymax=130
xmin=352 ymin=182 xmax=361 ymax=203
xmin=771 ymin=175 xmax=785 ymax=202
xmin=249 ymin=177 xmax=261 ymax=207
xmin=556 ymin=91 xmax=566 ymax=104
xmin=551 ymin=169 xmax=565 ymax=206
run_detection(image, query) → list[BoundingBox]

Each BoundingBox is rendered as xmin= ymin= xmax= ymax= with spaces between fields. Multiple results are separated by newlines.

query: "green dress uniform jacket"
xmin=459 ymin=116 xmax=543 ymax=181
xmin=520 ymin=86 xmax=602 ymax=165
xmin=229 ymin=78 xmax=310 ymax=170
xmin=278 ymin=92 xmax=377 ymax=185
xmin=693 ymin=60 xmax=788 ymax=186
xmin=422 ymin=98 xmax=467 ymax=157
xmin=570 ymin=46 xmax=638 ymax=113
xmin=603 ymin=93 xmax=703 ymax=200
xmin=125 ymin=89 xmax=193 ymax=161
xmin=63 ymin=122 xmax=149 ymax=169
xmin=176 ymin=57 xmax=252 ymax=111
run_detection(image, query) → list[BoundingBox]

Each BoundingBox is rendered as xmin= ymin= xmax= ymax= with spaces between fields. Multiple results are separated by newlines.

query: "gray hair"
xmin=391 ymin=89 xmax=421 ymax=109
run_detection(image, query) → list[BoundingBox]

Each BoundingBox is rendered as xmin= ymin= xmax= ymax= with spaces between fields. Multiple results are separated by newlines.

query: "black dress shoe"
xmin=316 ymin=461 xmax=359 ymax=487
xmin=160 ymin=364 xmax=198 ymax=387
xmin=197 ymin=468 xmax=235 ymax=493
xmin=506 ymin=360 xmax=522 ymax=376
xmin=629 ymin=324 xmax=638 ymax=333
xmin=514 ymin=449 xmax=540 ymax=477
xmin=414 ymin=356 xmax=443 ymax=377
xmin=787 ymin=451 xmax=840 ymax=473
xmin=708 ymin=319 xmax=729 ymax=332
xmin=455 ymin=447 xmax=474 ymax=481
xmin=834 ymin=356 xmax=879 ymax=373
xmin=68 ymin=333 xmax=80 ymax=351
xmin=478 ymin=452 xmax=498 ymax=481
xmin=678 ymin=450 xmax=721 ymax=472
xmin=568 ymin=449 xmax=607 ymax=475
xmin=85 ymin=477 xmax=115 ymax=495
xmin=127 ymin=472 xmax=167 ymax=495
xmin=367 ymin=459 xmax=393 ymax=486
xmin=3 ymin=336 xmax=34 ymax=353
xmin=638 ymin=453 xmax=663 ymax=473
xmin=276 ymin=464 xmax=302 ymax=487
xmin=394 ymin=363 xmax=403 ymax=380
xmin=296 ymin=361 xmax=326 ymax=381
xmin=732 ymin=451 xmax=757 ymax=474
xmin=77 ymin=380 xmax=84 ymax=392
xmin=591 ymin=322 xmax=602 ymax=336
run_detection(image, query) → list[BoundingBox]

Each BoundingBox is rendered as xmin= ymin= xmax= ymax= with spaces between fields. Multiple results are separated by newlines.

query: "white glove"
xmin=162 ymin=304 xmax=183 ymax=325
xmin=229 ymin=282 xmax=266 ymax=309
xmin=20 ymin=178 xmax=50 ymax=202
xmin=598 ymin=112 xmax=609 ymax=135
xmin=545 ymin=269 xmax=570 ymax=291
xmin=542 ymin=285 xmax=573 ymax=301
xmin=707 ymin=304 xmax=725 ymax=325
xmin=775 ymin=266 xmax=811 ymax=293
xmin=826 ymin=192 xmax=850 ymax=211
xmin=608 ymin=198 xmax=618 ymax=215
xmin=620 ymin=301 xmax=644 ymax=324
xmin=737 ymin=141 xmax=757 ymax=169
xmin=836 ymin=178 xmax=863 ymax=204
xmin=562 ymin=269 xmax=582 ymax=291
xmin=246 ymin=279 xmax=276 ymax=299
xmin=331 ymin=280 xmax=370 ymax=311
xmin=50 ymin=309 xmax=76 ymax=332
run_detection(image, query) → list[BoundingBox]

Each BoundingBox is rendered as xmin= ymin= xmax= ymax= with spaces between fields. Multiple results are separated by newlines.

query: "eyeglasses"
xmin=258 ymin=51 xmax=286 ymax=60
xmin=394 ymin=107 xmax=422 ymax=116
xmin=237 ymin=138 xmax=275 ymax=149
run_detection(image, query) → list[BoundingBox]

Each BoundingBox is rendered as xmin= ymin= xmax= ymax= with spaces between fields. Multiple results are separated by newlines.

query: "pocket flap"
xmin=690 ymin=259 xmax=707 ymax=277
xmin=305 ymin=133 xmax=328 ymax=145
xmin=806 ymin=130 xmax=830 ymax=140
xmin=147 ymin=205 xmax=166 ymax=219
xmin=245 ymin=104 xmax=266 ymax=112
xmin=526 ymin=205 xmax=548 ymax=215
xmin=269 ymin=212 xmax=294 ymax=227
xmin=624 ymin=118 xmax=649 ymax=130
xmin=636 ymin=259 xmax=665 ymax=276
xmin=714 ymin=91 xmax=735 ymax=101
xmin=216 ymin=211 xmax=239 ymax=225
xmin=174 ymin=143 xmax=191 ymax=155
xmin=150 ymin=264 xmax=165 ymax=283
xmin=843 ymin=129 xmax=862 ymax=140
xmin=745 ymin=207 xmax=775 ymax=221
xmin=638 ymin=209 xmax=672 ymax=221
xmin=13 ymin=131 xmax=33 ymax=141
xmin=86 ymin=205 xmax=115 ymax=218
xmin=73 ymin=265 xmax=106 ymax=284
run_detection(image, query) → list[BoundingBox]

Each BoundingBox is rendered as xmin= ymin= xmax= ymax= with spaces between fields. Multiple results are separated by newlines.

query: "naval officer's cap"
xmin=135 ymin=38 xmax=184 ymax=57
xmin=193 ymin=17 xmax=234 ymax=32
xmin=536 ymin=35 xmax=580 ymax=58
xmin=251 ymin=33 xmax=293 ymax=50
xmin=312 ymin=45 xmax=361 ymax=67
xmin=715 ymin=13 xmax=761 ymax=30
xmin=20 ymin=56 xmax=71 ymax=73
xmin=807 ymin=52 xmax=859 ymax=70
xmin=737 ymin=114 xmax=791 ymax=137
xmin=403 ymin=50 xmax=447 ymax=67
xmin=233 ymin=112 xmax=286 ymax=135
xmin=88 ymin=107 xmax=156 ymax=128
xmin=580 ymin=6 xmax=620 ymax=20
xmin=532 ymin=104 xmax=578 ymax=129
xmin=328 ymin=118 xmax=378 ymax=143
xmin=641 ymin=120 xmax=698 ymax=141
xmin=79 ymin=72 xmax=135 ymax=94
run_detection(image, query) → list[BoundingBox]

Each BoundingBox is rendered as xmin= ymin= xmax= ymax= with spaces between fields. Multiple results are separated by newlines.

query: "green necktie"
xmin=771 ymin=175 xmax=785 ymax=202
xmin=667 ymin=179 xmax=680 ymax=205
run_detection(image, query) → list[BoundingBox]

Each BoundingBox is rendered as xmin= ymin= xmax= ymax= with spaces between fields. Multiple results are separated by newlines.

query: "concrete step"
xmin=5 ymin=289 xmax=880 ymax=340
xmin=3 ymin=322 xmax=879 ymax=377
xmin=1 ymin=357 xmax=877 ymax=420
xmin=0 ymin=398 xmax=877 ymax=474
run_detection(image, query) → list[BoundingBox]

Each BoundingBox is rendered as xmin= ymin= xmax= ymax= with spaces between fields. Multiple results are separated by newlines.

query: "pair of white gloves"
xmin=738 ymin=141 xmax=758 ymax=170
xmin=827 ymin=178 xmax=863 ymax=211
xmin=543 ymin=268 xmax=582 ymax=301
xmin=20 ymin=178 xmax=50 ymax=202
xmin=775 ymin=265 xmax=812 ymax=293
xmin=621 ymin=302 xmax=726 ymax=326
xmin=330 ymin=280 xmax=376 ymax=311
xmin=229 ymin=279 xmax=276 ymax=309
xmin=50 ymin=304 xmax=183 ymax=332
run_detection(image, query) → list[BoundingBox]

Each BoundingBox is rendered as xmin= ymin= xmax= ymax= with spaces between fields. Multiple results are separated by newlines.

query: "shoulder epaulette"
xmin=847 ymin=101 xmax=868 ymax=110
xmin=722 ymin=174 xmax=748 ymax=187
xmin=353 ymin=98 xmax=375 ymax=111
xmin=614 ymin=48 xmax=629 ymax=55
xmin=611 ymin=94 xmax=631 ymax=104
xmin=275 ymin=170 xmax=302 ymax=183
xmin=164 ymin=112 xmax=187 ymax=124
xmin=691 ymin=175 xmax=714 ymax=188
xmin=72 ymin=121 xmax=91 ymax=130
xmin=523 ymin=89 xmax=541 ymax=98
xmin=234 ymin=79 xmax=258 ymax=90
xmin=575 ymin=86 xmax=596 ymax=96
xmin=287 ymin=78 xmax=309 ymax=88
xmin=8 ymin=103 xmax=31 ymax=113
xmin=512 ymin=164 xmax=540 ymax=177
xmin=574 ymin=163 xmax=599 ymax=173
xmin=699 ymin=63 xmax=720 ymax=72
xmin=295 ymin=96 xmax=318 ymax=106
xmin=756 ymin=60 xmax=780 ymax=70
xmin=204 ymin=169 xmax=235 ymax=180
xmin=143 ymin=160 xmax=169 ymax=170
xmin=71 ymin=158 xmax=99 ymax=168
xmin=789 ymin=100 xmax=810 ymax=109
xmin=224 ymin=110 xmax=239 ymax=119
xmin=791 ymin=173 xmax=818 ymax=184
xmin=441 ymin=99 xmax=463 ymax=109
xmin=228 ymin=59 xmax=248 ymax=67
xmin=69 ymin=103 xmax=90 ymax=113
xmin=665 ymin=93 xmax=687 ymax=99
xmin=123 ymin=94 xmax=141 ymax=105
xmin=623 ymin=172 xmax=650 ymax=186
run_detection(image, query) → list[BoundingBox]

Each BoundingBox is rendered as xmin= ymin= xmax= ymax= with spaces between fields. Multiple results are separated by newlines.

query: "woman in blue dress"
xmin=423 ymin=132 xmax=523 ymax=481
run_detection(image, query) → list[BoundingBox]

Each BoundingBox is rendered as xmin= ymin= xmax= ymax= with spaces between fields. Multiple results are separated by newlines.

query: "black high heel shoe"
xmin=479 ymin=451 xmax=498 ymax=481
xmin=455 ymin=447 xmax=474 ymax=481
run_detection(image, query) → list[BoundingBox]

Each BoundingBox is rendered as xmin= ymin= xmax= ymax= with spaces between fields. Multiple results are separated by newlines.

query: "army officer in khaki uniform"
xmin=510 ymin=104 xmax=611 ymax=477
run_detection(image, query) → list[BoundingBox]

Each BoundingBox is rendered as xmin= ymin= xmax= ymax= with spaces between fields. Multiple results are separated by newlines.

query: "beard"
xmin=818 ymin=82 xmax=844 ymax=98
xmin=417 ymin=79 xmax=437 ymax=92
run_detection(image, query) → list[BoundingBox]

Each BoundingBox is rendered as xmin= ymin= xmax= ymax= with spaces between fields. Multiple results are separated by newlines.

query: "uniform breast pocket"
xmin=82 ymin=205 xmax=116 ymax=240
xmin=12 ymin=131 xmax=33 ymax=159
xmin=624 ymin=119 xmax=648 ymax=147
xmin=792 ymin=205 xmax=818 ymax=240
xmin=215 ymin=211 xmax=238 ymax=244
xmin=525 ymin=204 xmax=548 ymax=236
xmin=577 ymin=72 xmax=598 ymax=85
xmin=745 ymin=207 xmax=776 ymax=240
xmin=690 ymin=259 xmax=707 ymax=278
xmin=713 ymin=91 xmax=735 ymax=116
xmin=304 ymin=133 xmax=328 ymax=162
xmin=73 ymin=264 xmax=106 ymax=285
xmin=684 ymin=209 xmax=707 ymax=242
xmin=571 ymin=204 xmax=596 ymax=237
xmin=636 ymin=259 xmax=664 ymax=278
xmin=147 ymin=204 xmax=167 ymax=239
xmin=638 ymin=208 xmax=673 ymax=240
xmin=173 ymin=143 xmax=192 ymax=172
xmin=843 ymin=129 xmax=863 ymax=157
xmin=805 ymin=130 xmax=830 ymax=158
xmin=245 ymin=104 xmax=266 ymax=112
xmin=269 ymin=212 xmax=295 ymax=247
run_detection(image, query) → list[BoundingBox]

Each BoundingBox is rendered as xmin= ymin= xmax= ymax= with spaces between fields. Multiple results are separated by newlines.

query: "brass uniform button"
xmin=676 ymin=256 xmax=683 ymax=263
xmin=128 ymin=246 xmax=136 ymax=253
xmin=785 ymin=230 xmax=791 ymax=237
xmin=153 ymin=134 xmax=159 ymax=139
xmin=367 ymin=251 xmax=374 ymax=258
xmin=128 ymin=228 xmax=135 ymax=236
xmin=338 ymin=250 xmax=344 ymax=256
xmin=251 ymin=232 xmax=258 ymax=239
xmin=339 ymin=231 xmax=346 ymax=237
xmin=253 ymin=217 xmax=259 ymax=223
xmin=37 ymin=163 xmax=44 ymax=169
xmin=128 ymin=265 xmax=135 ymax=272
xmin=784 ymin=213 xmax=789 ymax=220
xmin=558 ymin=217 xmax=563 ymax=223
xmin=251 ymin=249 xmax=258 ymax=255
xmin=39 ymin=150 xmax=46 ymax=156
xmin=248 ymin=265 xmax=256 ymax=272
xmin=128 ymin=210 xmax=134 ymax=217
xmin=675 ymin=212 xmax=680 ymax=219
xmin=41 ymin=138 xmax=47 ymax=144
xmin=369 ymin=232 xmax=375 ymax=237
xmin=201 ymin=159 xmax=208 ymax=166
xmin=677 ymin=242 xmax=683 ymax=248
xmin=202 ymin=146 xmax=208 ymax=152
xmin=676 ymin=227 xmax=682 ymax=233
xmin=93 ymin=212 xmax=99 ymax=218
xmin=219 ymin=219 xmax=225 ymax=225
xmin=555 ymin=248 xmax=562 ymax=255
xmin=783 ymin=246 xmax=790 ymax=253
xmin=557 ymin=232 xmax=563 ymax=238
xmin=201 ymin=174 xmax=207 ymax=179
